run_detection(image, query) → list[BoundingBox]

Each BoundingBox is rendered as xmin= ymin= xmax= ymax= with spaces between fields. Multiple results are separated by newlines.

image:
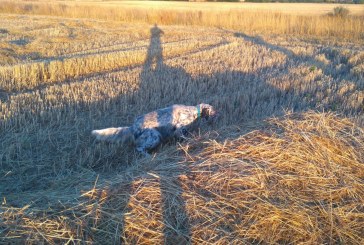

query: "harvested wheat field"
xmin=0 ymin=0 xmax=364 ymax=244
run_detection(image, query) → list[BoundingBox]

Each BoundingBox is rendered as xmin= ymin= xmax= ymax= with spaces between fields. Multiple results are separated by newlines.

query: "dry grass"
xmin=0 ymin=1 xmax=363 ymax=41
xmin=1 ymin=112 xmax=364 ymax=244
xmin=0 ymin=3 xmax=364 ymax=244
xmin=3 ymin=0 xmax=364 ymax=16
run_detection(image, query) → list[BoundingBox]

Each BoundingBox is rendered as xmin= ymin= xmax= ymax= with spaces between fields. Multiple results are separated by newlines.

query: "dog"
xmin=92 ymin=103 xmax=218 ymax=155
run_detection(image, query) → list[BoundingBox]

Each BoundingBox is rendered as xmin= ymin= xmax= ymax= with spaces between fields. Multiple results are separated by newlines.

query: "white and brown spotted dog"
xmin=92 ymin=104 xmax=218 ymax=155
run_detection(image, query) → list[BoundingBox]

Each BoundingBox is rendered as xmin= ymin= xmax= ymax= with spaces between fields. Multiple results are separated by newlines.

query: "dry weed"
xmin=1 ymin=112 xmax=364 ymax=244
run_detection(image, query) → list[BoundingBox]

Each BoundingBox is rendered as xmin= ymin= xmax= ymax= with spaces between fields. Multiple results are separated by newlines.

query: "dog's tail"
xmin=92 ymin=127 xmax=135 ymax=145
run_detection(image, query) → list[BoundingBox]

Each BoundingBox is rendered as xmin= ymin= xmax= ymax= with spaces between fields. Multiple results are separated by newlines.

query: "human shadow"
xmin=234 ymin=32 xmax=352 ymax=80
xmin=91 ymin=24 xmax=192 ymax=244
xmin=136 ymin=24 xmax=191 ymax=244
xmin=232 ymin=31 xmax=362 ymax=118
xmin=143 ymin=24 xmax=164 ymax=72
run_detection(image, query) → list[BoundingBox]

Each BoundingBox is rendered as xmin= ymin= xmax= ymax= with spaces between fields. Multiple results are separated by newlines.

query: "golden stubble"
xmin=0 ymin=4 xmax=364 ymax=244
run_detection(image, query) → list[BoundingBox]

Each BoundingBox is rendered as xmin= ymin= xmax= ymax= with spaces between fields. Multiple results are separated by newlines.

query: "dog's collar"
xmin=196 ymin=105 xmax=201 ymax=119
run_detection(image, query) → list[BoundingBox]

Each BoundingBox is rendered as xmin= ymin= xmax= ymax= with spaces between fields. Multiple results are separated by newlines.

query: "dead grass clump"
xmin=329 ymin=6 xmax=351 ymax=18
xmin=1 ymin=112 xmax=363 ymax=243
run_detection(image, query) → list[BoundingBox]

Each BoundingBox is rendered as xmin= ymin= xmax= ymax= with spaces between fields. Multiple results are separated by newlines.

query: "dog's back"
xmin=134 ymin=105 xmax=196 ymax=128
xmin=132 ymin=105 xmax=197 ymax=141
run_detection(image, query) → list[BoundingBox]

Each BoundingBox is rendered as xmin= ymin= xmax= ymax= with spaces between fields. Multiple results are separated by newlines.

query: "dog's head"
xmin=199 ymin=103 xmax=219 ymax=124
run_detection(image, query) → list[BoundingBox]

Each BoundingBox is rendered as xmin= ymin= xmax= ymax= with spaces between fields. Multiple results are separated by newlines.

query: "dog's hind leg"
xmin=135 ymin=129 xmax=162 ymax=156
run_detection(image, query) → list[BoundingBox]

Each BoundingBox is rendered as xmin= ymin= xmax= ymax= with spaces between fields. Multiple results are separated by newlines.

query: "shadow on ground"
xmin=1 ymin=25 xmax=362 ymax=243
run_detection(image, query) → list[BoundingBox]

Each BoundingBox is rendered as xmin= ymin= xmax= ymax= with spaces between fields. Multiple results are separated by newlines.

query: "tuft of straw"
xmin=1 ymin=112 xmax=364 ymax=244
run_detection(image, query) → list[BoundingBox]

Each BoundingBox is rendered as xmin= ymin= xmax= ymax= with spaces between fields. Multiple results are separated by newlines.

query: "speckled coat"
xmin=92 ymin=103 xmax=217 ymax=155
